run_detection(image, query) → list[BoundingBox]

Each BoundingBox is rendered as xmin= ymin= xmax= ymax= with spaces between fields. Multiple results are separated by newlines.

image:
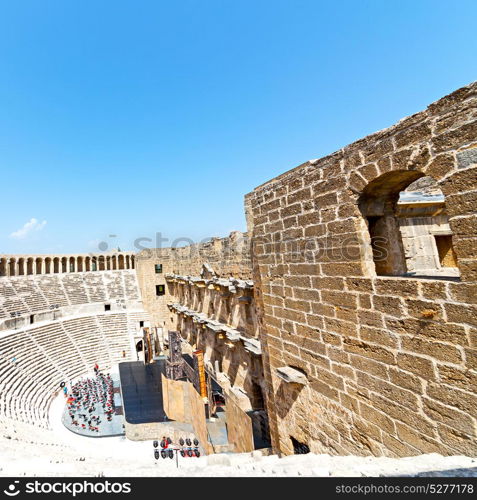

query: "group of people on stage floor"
xmin=64 ymin=365 xmax=115 ymax=433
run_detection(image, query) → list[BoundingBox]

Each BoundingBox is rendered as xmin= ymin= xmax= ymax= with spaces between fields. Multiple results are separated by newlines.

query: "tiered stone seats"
xmin=35 ymin=275 xmax=69 ymax=308
xmin=0 ymin=268 xmax=145 ymax=432
xmin=82 ymin=273 xmax=107 ymax=303
xmin=96 ymin=314 xmax=128 ymax=365
xmin=61 ymin=316 xmax=111 ymax=368
xmin=0 ymin=311 xmax=135 ymax=429
xmin=124 ymin=272 xmax=140 ymax=300
xmin=127 ymin=311 xmax=149 ymax=333
xmin=28 ymin=323 xmax=88 ymax=381
xmin=103 ymin=271 xmax=124 ymax=301
xmin=61 ymin=274 xmax=89 ymax=305
xmin=10 ymin=277 xmax=48 ymax=313
xmin=0 ymin=280 xmax=30 ymax=316
xmin=0 ymin=332 xmax=59 ymax=427
xmin=0 ymin=271 xmax=143 ymax=323
xmin=0 ymin=416 xmax=71 ymax=455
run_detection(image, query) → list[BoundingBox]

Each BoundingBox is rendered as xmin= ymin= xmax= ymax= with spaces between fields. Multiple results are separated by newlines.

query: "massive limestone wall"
xmin=135 ymin=232 xmax=252 ymax=328
xmin=245 ymin=82 xmax=477 ymax=457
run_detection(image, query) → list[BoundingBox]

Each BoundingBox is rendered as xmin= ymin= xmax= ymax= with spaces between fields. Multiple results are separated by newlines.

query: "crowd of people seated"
xmin=65 ymin=365 xmax=115 ymax=433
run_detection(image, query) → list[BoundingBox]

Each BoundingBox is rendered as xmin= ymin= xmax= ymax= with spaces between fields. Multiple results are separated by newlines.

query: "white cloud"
xmin=9 ymin=218 xmax=47 ymax=239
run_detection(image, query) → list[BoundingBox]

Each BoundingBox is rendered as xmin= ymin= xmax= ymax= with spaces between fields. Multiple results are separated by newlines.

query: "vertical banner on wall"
xmin=193 ymin=350 xmax=207 ymax=399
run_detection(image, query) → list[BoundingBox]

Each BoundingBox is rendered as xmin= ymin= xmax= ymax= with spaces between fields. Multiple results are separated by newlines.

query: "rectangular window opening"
xmin=434 ymin=235 xmax=458 ymax=268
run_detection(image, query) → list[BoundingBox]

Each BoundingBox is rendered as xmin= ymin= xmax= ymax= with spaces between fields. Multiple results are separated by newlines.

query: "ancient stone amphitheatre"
xmin=1 ymin=82 xmax=476 ymax=477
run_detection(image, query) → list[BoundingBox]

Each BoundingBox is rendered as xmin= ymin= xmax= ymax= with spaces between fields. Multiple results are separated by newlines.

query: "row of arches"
xmin=0 ymin=253 xmax=135 ymax=277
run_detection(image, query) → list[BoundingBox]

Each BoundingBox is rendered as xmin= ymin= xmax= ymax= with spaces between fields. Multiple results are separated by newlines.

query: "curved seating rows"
xmin=0 ymin=270 xmax=141 ymax=320
xmin=0 ymin=311 xmax=146 ymax=429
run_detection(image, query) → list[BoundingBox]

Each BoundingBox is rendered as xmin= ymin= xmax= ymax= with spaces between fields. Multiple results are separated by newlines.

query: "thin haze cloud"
xmin=9 ymin=218 xmax=47 ymax=239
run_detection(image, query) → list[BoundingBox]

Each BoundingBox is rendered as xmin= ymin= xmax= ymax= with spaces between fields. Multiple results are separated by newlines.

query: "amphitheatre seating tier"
xmin=0 ymin=311 xmax=147 ymax=429
xmin=35 ymin=275 xmax=70 ymax=308
xmin=61 ymin=274 xmax=90 ymax=305
xmin=9 ymin=278 xmax=49 ymax=313
xmin=0 ymin=281 xmax=30 ymax=318
xmin=0 ymin=270 xmax=142 ymax=321
xmin=0 ymin=416 xmax=70 ymax=449
xmin=124 ymin=273 xmax=140 ymax=301
xmin=96 ymin=314 xmax=128 ymax=365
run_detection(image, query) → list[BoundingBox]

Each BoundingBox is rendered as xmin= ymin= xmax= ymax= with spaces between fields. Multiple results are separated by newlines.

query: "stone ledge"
xmin=276 ymin=366 xmax=308 ymax=385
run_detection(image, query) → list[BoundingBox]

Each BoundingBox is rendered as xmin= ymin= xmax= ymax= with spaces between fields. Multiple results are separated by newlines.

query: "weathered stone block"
xmin=426 ymin=382 xmax=477 ymax=415
xmin=405 ymin=299 xmax=443 ymax=321
xmin=321 ymin=331 xmax=343 ymax=347
xmin=356 ymin=371 xmax=419 ymax=409
xmin=363 ymin=138 xmax=394 ymax=163
xmin=310 ymin=378 xmax=340 ymax=402
xmin=321 ymin=290 xmax=357 ymax=309
xmin=401 ymin=336 xmax=463 ymax=364
xmin=357 ymin=310 xmax=384 ymax=328
xmin=456 ymin=146 xmax=477 ymax=169
xmin=381 ymin=434 xmax=420 ymax=457
xmin=437 ymin=365 xmax=477 ymax=392
xmin=351 ymin=353 xmax=389 ymax=379
xmin=436 ymin=424 xmax=476 ymax=456
xmin=374 ymin=278 xmax=419 ymax=297
xmin=449 ymin=214 xmax=477 ymax=236
xmin=324 ymin=317 xmax=357 ymax=337
xmin=359 ymin=401 xmax=395 ymax=435
xmin=391 ymin=145 xmax=431 ymax=170
xmin=343 ymin=338 xmax=395 ymax=364
xmin=372 ymin=295 xmax=404 ymax=318
xmin=423 ymin=396 xmax=476 ymax=435
xmin=359 ymin=325 xmax=398 ymax=349
xmin=287 ymin=187 xmax=311 ymax=205
xmin=464 ymin=347 xmax=477 ymax=370
xmin=321 ymin=262 xmax=363 ymax=277
xmin=418 ymin=280 xmax=448 ymax=301
xmin=432 ymin=121 xmax=477 ymax=153
xmin=284 ymin=297 xmax=311 ymax=313
xmin=280 ymin=203 xmax=303 ymax=218
xmin=445 ymin=303 xmax=477 ymax=328
xmin=446 ymin=191 xmax=477 ymax=217
xmin=387 ymin=366 xmax=423 ymax=393
xmin=395 ymin=422 xmax=442 ymax=454
xmin=332 ymin=362 xmax=355 ymax=380
xmin=396 ymin=352 xmax=436 ymax=379
xmin=423 ymin=153 xmax=456 ymax=180
xmin=386 ymin=317 xmax=467 ymax=345
xmin=394 ymin=122 xmax=432 ymax=149
xmin=345 ymin=277 xmax=374 ymax=293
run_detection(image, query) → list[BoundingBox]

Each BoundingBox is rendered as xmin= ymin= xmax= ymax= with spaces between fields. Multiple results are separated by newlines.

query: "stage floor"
xmin=118 ymin=360 xmax=167 ymax=424
xmin=61 ymin=372 xmax=125 ymax=438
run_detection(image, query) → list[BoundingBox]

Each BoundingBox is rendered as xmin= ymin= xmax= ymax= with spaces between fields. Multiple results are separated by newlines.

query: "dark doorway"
xmin=291 ymin=436 xmax=310 ymax=455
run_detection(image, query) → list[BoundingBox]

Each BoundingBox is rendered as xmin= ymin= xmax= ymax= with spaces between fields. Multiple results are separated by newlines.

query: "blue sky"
xmin=1 ymin=0 xmax=476 ymax=254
